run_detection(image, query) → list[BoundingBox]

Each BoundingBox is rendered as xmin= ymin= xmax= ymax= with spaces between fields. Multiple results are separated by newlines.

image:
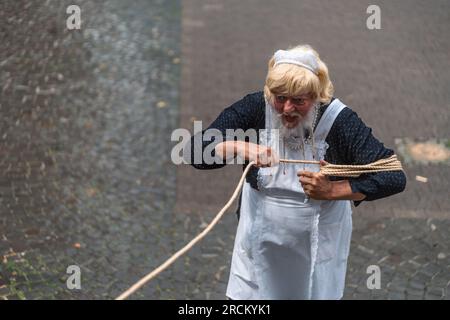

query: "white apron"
xmin=226 ymin=99 xmax=353 ymax=300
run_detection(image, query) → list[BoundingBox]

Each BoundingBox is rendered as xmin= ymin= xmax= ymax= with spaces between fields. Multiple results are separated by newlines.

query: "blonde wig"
xmin=264 ymin=44 xmax=334 ymax=105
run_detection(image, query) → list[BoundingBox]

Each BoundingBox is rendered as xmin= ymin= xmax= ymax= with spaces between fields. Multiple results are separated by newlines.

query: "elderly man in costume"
xmin=190 ymin=44 xmax=406 ymax=300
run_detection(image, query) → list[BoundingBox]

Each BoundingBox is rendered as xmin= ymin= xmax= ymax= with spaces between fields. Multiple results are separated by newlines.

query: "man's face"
xmin=272 ymin=93 xmax=315 ymax=128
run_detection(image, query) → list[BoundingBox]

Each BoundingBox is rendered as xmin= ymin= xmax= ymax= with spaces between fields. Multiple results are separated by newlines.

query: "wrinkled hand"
xmin=239 ymin=142 xmax=279 ymax=167
xmin=297 ymin=160 xmax=333 ymax=200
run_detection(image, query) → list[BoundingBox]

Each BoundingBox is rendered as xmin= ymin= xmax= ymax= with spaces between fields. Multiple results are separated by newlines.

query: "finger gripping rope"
xmin=116 ymin=155 xmax=403 ymax=300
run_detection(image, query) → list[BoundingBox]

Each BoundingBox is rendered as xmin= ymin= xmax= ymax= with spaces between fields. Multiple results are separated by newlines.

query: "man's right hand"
xmin=236 ymin=141 xmax=279 ymax=167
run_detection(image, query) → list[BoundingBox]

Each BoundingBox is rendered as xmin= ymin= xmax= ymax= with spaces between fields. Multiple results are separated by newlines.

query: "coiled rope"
xmin=116 ymin=155 xmax=403 ymax=300
xmin=281 ymin=154 xmax=403 ymax=177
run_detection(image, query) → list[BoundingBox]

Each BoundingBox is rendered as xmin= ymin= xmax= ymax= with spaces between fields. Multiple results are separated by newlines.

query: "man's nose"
xmin=283 ymin=100 xmax=295 ymax=113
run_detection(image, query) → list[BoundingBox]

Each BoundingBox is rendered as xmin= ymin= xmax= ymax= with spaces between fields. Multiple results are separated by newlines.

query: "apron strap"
xmin=313 ymin=98 xmax=346 ymax=142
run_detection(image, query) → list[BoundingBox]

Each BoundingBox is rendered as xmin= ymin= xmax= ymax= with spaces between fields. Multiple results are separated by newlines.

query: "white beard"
xmin=271 ymin=105 xmax=317 ymax=145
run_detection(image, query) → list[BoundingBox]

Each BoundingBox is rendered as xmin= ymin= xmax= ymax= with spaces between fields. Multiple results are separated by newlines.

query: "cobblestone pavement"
xmin=0 ymin=0 xmax=183 ymax=299
xmin=1 ymin=0 xmax=449 ymax=300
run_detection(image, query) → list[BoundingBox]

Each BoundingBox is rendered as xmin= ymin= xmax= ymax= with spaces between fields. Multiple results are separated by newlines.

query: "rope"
xmin=281 ymin=154 xmax=403 ymax=177
xmin=115 ymin=154 xmax=403 ymax=300
xmin=115 ymin=160 xmax=256 ymax=300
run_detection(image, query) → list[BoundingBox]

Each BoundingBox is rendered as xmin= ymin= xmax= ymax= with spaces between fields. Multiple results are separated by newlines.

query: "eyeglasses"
xmin=273 ymin=94 xmax=312 ymax=106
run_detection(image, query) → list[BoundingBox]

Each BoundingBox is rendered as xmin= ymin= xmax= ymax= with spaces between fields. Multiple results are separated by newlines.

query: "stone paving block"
xmin=388 ymin=291 xmax=406 ymax=300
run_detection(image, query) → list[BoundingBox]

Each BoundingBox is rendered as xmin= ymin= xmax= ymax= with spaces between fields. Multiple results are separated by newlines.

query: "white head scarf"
xmin=273 ymin=49 xmax=319 ymax=75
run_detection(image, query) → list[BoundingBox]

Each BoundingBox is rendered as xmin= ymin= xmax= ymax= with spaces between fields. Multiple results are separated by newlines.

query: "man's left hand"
xmin=297 ymin=160 xmax=333 ymax=200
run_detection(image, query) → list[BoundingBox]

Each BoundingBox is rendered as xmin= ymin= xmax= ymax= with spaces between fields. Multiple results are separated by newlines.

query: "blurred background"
xmin=0 ymin=0 xmax=449 ymax=300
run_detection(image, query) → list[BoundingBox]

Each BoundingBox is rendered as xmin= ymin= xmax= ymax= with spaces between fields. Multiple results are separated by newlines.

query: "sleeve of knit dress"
xmin=325 ymin=108 xmax=407 ymax=207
